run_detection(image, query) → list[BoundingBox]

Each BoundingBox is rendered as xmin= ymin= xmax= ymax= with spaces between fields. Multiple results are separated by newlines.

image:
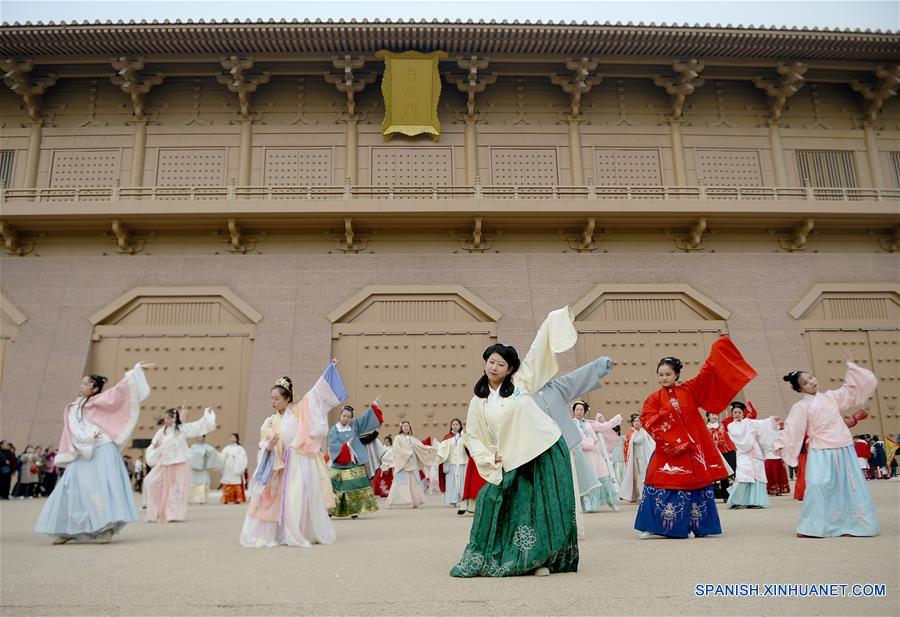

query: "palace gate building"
xmin=0 ymin=19 xmax=898 ymax=463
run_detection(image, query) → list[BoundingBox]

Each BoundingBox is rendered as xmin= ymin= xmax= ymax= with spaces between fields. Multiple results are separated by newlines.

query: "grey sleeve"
xmin=543 ymin=356 xmax=614 ymax=402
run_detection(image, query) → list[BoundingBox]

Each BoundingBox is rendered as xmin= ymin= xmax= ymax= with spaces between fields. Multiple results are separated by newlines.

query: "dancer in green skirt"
xmin=451 ymin=307 xmax=581 ymax=578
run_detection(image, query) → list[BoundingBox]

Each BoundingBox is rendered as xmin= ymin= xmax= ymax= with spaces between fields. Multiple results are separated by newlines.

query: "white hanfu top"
xmin=463 ymin=307 xmax=576 ymax=485
xmin=146 ymin=408 xmax=217 ymax=466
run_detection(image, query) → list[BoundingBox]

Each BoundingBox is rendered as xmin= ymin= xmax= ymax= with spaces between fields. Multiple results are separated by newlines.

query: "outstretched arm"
xmin=542 ymin=356 xmax=615 ymax=404
xmin=514 ymin=307 xmax=578 ymax=395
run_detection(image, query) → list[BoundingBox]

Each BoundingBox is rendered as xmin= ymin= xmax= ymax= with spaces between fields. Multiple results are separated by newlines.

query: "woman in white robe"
xmin=436 ymin=419 xmax=467 ymax=510
xmin=387 ymin=422 xmax=437 ymax=508
xmin=220 ymin=433 xmax=248 ymax=504
xmin=726 ymin=402 xmax=781 ymax=509
xmin=145 ymin=406 xmax=217 ymax=522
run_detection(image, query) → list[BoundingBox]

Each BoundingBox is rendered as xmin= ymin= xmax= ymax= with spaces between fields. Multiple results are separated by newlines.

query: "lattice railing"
xmin=1 ymin=184 xmax=898 ymax=203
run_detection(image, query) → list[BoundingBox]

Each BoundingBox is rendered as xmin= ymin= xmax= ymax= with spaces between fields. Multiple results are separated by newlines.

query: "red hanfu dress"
xmin=634 ymin=336 xmax=757 ymax=538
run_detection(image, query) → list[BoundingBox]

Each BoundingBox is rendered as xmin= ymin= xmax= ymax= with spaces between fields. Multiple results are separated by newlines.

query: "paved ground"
xmin=1 ymin=480 xmax=898 ymax=617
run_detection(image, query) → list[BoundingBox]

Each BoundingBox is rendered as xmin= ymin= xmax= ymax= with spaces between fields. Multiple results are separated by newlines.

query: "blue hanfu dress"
xmin=327 ymin=403 xmax=384 ymax=517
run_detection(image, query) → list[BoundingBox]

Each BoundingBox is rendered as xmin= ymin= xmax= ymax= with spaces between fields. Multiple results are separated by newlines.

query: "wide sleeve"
xmin=463 ymin=399 xmax=502 ymax=485
xmin=234 ymin=446 xmax=248 ymax=473
xmin=774 ymin=401 xmax=808 ymax=468
xmin=827 ymin=362 xmax=878 ymax=412
xmin=749 ymin=417 xmax=780 ymax=451
xmin=207 ymin=445 xmax=223 ymax=470
xmin=179 ymin=407 xmax=217 ymax=438
xmin=293 ymin=361 xmax=349 ymax=452
xmin=436 ymin=438 xmax=453 ymax=465
xmin=352 ymin=402 xmax=384 ymax=435
xmin=589 ymin=413 xmax=622 ymax=433
xmin=641 ymin=390 xmax=684 ymax=450
xmin=145 ymin=428 xmax=165 ymax=467
xmin=327 ymin=426 xmax=345 ymax=461
xmin=411 ymin=437 xmax=438 ymax=467
xmin=682 ymin=336 xmax=758 ymax=413
xmin=68 ymin=407 xmax=101 ymax=461
xmin=380 ymin=448 xmax=394 ymax=473
xmin=541 ymin=356 xmax=614 ymax=403
xmin=77 ymin=363 xmax=151 ymax=452
xmin=513 ymin=306 xmax=578 ymax=395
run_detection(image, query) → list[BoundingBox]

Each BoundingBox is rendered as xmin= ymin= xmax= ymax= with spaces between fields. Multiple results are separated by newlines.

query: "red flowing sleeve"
xmin=370 ymin=402 xmax=384 ymax=424
xmin=642 ymin=391 xmax=690 ymax=453
xmin=682 ymin=336 xmax=757 ymax=414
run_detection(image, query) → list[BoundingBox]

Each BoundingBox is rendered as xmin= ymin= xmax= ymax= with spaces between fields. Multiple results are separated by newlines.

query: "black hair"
xmin=87 ymin=374 xmax=108 ymax=395
xmin=656 ymin=356 xmax=683 ymax=376
xmin=272 ymin=377 xmax=294 ymax=403
xmin=571 ymin=400 xmax=590 ymax=414
xmin=474 ymin=343 xmax=521 ymax=399
xmin=613 ymin=425 xmax=621 ymax=435
xmin=730 ymin=401 xmax=747 ymax=411
xmin=163 ymin=408 xmax=182 ymax=434
xmin=384 ymin=434 xmax=393 ymax=446
xmin=340 ymin=405 xmax=355 ymax=418
xmin=400 ymin=421 xmax=413 ymax=435
xmin=449 ymin=418 xmax=463 ymax=433
xmin=231 ymin=433 xmax=240 ymax=445
xmin=630 ymin=413 xmax=641 ymax=424
xmin=782 ymin=370 xmax=806 ymax=393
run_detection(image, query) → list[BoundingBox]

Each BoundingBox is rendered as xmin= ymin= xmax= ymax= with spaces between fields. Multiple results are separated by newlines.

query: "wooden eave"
xmin=1 ymin=21 xmax=897 ymax=63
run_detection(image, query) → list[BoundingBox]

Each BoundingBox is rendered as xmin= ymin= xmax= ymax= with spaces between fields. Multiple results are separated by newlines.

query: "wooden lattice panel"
xmin=156 ymin=149 xmax=226 ymax=187
xmin=49 ymin=150 xmax=120 ymax=187
xmin=264 ymin=148 xmax=332 ymax=186
xmin=371 ymin=148 xmax=453 ymax=187
xmin=491 ymin=148 xmax=559 ymax=186
xmin=593 ymin=149 xmax=661 ymax=186
xmin=696 ymin=149 xmax=763 ymax=187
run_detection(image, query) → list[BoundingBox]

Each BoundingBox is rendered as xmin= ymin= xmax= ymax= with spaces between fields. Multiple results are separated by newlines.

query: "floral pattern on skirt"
xmin=450 ymin=438 xmax=579 ymax=577
xmin=635 ymin=484 xmax=722 ymax=538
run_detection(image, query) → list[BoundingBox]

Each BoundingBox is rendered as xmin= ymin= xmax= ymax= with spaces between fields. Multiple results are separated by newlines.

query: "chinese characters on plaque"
xmin=376 ymin=50 xmax=447 ymax=141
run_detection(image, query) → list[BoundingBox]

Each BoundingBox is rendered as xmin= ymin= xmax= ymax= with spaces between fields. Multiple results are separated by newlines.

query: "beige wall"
xmin=1 ymin=251 xmax=897 ymax=462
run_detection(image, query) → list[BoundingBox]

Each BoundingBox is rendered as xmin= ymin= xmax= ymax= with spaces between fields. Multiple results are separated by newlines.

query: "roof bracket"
xmin=110 ymin=219 xmax=143 ymax=255
xmin=778 ymin=218 xmax=815 ymax=252
xmin=225 ymin=218 xmax=256 ymax=254
xmin=672 ymin=217 xmax=708 ymax=252
xmin=0 ymin=221 xmax=34 ymax=256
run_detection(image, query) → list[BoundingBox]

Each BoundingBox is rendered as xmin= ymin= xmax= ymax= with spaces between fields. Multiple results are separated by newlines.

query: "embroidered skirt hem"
xmin=635 ymin=484 xmax=721 ymax=538
xmin=450 ymin=438 xmax=578 ymax=578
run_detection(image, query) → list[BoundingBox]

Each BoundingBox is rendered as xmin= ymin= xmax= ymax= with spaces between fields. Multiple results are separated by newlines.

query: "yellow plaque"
xmin=376 ymin=50 xmax=447 ymax=141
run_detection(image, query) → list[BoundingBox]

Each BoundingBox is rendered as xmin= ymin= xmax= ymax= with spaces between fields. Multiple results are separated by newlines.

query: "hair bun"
xmin=782 ymin=374 xmax=791 ymax=382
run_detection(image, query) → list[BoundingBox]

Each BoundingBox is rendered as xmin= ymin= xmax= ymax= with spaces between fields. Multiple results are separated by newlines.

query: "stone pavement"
xmin=1 ymin=480 xmax=897 ymax=616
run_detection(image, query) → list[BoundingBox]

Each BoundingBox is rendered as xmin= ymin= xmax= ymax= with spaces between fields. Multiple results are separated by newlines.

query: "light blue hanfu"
xmin=797 ymin=445 xmax=879 ymax=538
xmin=35 ymin=442 xmax=138 ymax=539
xmin=726 ymin=481 xmax=769 ymax=509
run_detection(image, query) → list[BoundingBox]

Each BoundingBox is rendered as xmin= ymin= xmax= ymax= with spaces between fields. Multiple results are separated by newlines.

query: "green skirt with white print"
xmin=450 ymin=437 xmax=578 ymax=577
